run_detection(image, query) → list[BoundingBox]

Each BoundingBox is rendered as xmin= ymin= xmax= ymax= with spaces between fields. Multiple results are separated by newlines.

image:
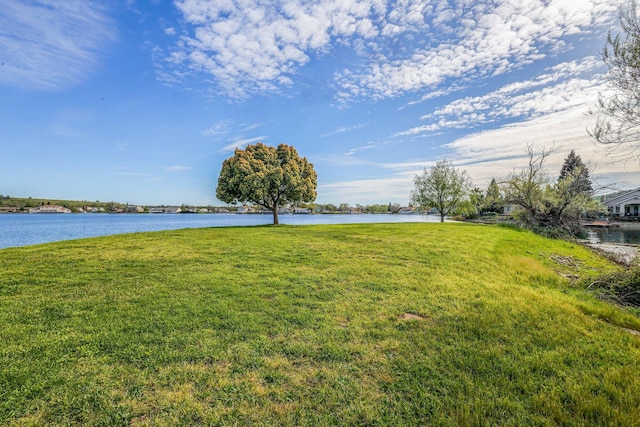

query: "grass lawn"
xmin=1 ymin=222 xmax=639 ymax=426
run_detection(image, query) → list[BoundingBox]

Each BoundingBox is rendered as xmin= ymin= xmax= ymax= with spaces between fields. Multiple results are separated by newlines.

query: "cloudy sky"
xmin=1 ymin=0 xmax=637 ymax=206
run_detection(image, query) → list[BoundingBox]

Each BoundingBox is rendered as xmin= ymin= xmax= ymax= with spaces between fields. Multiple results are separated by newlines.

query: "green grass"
xmin=1 ymin=222 xmax=639 ymax=426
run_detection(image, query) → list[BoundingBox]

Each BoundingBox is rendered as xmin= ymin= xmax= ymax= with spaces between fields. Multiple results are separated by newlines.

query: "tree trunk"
xmin=440 ymin=212 xmax=445 ymax=222
xmin=272 ymin=207 xmax=279 ymax=225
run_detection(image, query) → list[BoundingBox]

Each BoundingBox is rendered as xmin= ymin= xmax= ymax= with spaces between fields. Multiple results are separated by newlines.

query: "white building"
xmin=28 ymin=205 xmax=72 ymax=214
xmin=603 ymin=188 xmax=640 ymax=217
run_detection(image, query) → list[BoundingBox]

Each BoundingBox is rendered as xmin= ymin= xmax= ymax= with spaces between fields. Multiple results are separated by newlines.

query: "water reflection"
xmin=592 ymin=226 xmax=640 ymax=245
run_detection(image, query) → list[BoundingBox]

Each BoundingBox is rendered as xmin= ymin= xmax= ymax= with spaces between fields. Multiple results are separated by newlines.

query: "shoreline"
xmin=583 ymin=241 xmax=639 ymax=267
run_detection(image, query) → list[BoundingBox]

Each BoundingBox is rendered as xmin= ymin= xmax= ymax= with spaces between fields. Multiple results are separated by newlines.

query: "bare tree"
xmin=503 ymin=146 xmax=605 ymax=236
xmin=590 ymin=0 xmax=640 ymax=157
xmin=502 ymin=146 xmax=553 ymax=227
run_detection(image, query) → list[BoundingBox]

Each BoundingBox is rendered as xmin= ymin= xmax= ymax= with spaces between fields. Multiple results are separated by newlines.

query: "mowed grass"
xmin=1 ymin=222 xmax=639 ymax=426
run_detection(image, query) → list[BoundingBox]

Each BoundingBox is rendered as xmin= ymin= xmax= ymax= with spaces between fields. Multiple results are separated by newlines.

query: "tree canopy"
xmin=216 ymin=143 xmax=317 ymax=225
xmin=411 ymin=160 xmax=471 ymax=222
xmin=589 ymin=0 xmax=640 ymax=156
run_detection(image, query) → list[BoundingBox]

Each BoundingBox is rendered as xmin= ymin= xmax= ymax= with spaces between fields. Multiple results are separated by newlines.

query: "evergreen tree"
xmin=483 ymin=178 xmax=503 ymax=213
xmin=559 ymin=150 xmax=593 ymax=196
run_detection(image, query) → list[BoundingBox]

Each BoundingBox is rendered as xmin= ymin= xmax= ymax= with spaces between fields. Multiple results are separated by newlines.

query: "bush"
xmin=586 ymin=268 xmax=640 ymax=308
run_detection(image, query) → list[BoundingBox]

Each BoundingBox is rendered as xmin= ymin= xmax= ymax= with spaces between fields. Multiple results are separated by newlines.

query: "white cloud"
xmin=398 ymin=57 xmax=605 ymax=135
xmin=0 ymin=0 xmax=115 ymax=90
xmin=320 ymin=122 xmax=367 ymax=138
xmin=170 ymin=0 xmax=383 ymax=98
xmin=222 ymin=136 xmax=266 ymax=152
xmin=202 ymin=120 xmax=233 ymax=138
xmin=165 ymin=0 xmax=615 ymax=101
xmin=345 ymin=143 xmax=376 ymax=156
xmin=335 ymin=0 xmax=616 ymax=101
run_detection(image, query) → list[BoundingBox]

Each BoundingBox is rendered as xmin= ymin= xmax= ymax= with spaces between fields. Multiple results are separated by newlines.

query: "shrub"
xmin=586 ymin=268 xmax=640 ymax=308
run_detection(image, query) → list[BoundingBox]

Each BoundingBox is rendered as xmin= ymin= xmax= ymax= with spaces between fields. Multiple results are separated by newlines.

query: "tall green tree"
xmin=411 ymin=160 xmax=471 ymax=222
xmin=483 ymin=178 xmax=503 ymax=214
xmin=589 ymin=0 xmax=640 ymax=155
xmin=216 ymin=143 xmax=317 ymax=225
xmin=558 ymin=150 xmax=593 ymax=196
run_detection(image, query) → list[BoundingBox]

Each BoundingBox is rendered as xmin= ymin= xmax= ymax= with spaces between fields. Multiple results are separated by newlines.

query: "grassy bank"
xmin=1 ymin=223 xmax=639 ymax=425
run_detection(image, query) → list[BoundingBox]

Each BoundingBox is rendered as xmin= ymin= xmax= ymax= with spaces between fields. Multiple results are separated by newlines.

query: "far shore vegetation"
xmin=0 ymin=194 xmax=406 ymax=215
xmin=1 ymin=223 xmax=639 ymax=425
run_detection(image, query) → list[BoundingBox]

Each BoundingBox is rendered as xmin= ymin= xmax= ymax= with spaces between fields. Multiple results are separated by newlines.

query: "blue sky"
xmin=1 ymin=0 xmax=637 ymax=206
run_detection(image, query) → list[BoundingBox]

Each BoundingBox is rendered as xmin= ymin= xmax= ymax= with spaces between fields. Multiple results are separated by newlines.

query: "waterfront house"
xmin=602 ymin=187 xmax=640 ymax=217
xmin=28 ymin=205 xmax=72 ymax=214
xmin=236 ymin=206 xmax=253 ymax=214
xmin=0 ymin=207 xmax=20 ymax=213
xmin=126 ymin=205 xmax=145 ymax=213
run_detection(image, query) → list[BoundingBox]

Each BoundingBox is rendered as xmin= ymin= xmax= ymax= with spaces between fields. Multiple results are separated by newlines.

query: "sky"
xmin=1 ymin=0 xmax=638 ymax=207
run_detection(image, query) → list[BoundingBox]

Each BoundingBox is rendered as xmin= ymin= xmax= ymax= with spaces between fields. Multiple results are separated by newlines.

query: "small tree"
xmin=589 ymin=0 xmax=640 ymax=156
xmin=411 ymin=160 xmax=471 ymax=222
xmin=482 ymin=178 xmax=503 ymax=214
xmin=216 ymin=143 xmax=317 ymax=225
xmin=502 ymin=146 xmax=552 ymax=228
xmin=456 ymin=187 xmax=484 ymax=219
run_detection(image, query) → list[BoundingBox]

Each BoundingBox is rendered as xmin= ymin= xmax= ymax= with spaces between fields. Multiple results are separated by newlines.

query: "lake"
xmin=3 ymin=214 xmax=638 ymax=249
xmin=0 ymin=213 xmax=445 ymax=249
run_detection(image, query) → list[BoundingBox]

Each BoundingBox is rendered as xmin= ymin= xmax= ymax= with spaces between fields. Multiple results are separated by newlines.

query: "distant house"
xmin=163 ymin=207 xmax=182 ymax=214
xmin=236 ymin=206 xmax=253 ymax=214
xmin=0 ymin=206 xmax=20 ymax=213
xmin=503 ymin=204 xmax=519 ymax=215
xmin=126 ymin=205 xmax=145 ymax=213
xmin=28 ymin=205 xmax=72 ymax=214
xmin=399 ymin=207 xmax=415 ymax=214
xmin=603 ymin=187 xmax=640 ymax=217
xmin=84 ymin=206 xmax=104 ymax=213
xmin=149 ymin=208 xmax=165 ymax=214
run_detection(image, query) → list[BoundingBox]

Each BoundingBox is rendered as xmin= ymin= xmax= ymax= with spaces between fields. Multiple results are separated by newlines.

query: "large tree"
xmin=216 ymin=143 xmax=317 ymax=225
xmin=411 ymin=160 xmax=471 ymax=222
xmin=589 ymin=0 xmax=640 ymax=156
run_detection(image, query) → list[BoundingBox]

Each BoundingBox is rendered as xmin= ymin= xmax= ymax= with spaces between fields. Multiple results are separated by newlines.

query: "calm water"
xmin=591 ymin=227 xmax=640 ymax=245
xmin=4 ymin=214 xmax=636 ymax=249
xmin=0 ymin=213 xmax=444 ymax=249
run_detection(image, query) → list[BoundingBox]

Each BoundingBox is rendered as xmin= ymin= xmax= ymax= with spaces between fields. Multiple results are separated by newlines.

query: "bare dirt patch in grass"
xmin=399 ymin=312 xmax=428 ymax=321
